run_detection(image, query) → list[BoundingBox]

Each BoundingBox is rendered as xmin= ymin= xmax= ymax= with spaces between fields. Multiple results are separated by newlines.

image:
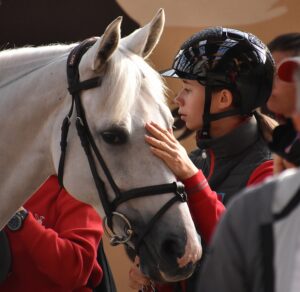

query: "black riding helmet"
xmin=161 ymin=27 xmax=275 ymax=138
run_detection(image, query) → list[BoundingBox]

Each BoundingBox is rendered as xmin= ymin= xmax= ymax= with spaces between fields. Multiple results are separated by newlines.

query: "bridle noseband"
xmin=58 ymin=38 xmax=188 ymax=254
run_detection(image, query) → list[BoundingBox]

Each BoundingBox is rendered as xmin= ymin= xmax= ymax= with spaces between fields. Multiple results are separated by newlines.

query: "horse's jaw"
xmin=138 ymin=232 xmax=202 ymax=283
xmin=130 ymin=202 xmax=202 ymax=283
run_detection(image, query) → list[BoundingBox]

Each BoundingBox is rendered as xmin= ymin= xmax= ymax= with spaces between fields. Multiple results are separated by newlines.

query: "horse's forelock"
xmin=101 ymin=48 xmax=168 ymax=123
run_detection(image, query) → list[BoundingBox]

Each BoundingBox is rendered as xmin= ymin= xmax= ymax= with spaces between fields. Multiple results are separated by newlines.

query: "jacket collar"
xmin=196 ymin=116 xmax=259 ymax=158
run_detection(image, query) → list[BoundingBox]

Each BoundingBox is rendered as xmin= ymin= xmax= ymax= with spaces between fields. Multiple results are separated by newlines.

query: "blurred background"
xmin=1 ymin=0 xmax=298 ymax=290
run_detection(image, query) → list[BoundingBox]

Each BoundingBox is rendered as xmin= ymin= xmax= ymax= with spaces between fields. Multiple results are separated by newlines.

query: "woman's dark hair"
xmin=268 ymin=33 xmax=300 ymax=54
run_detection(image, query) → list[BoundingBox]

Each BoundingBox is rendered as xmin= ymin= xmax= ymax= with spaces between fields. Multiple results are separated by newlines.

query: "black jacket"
xmin=190 ymin=116 xmax=272 ymax=205
xmin=0 ymin=230 xmax=11 ymax=283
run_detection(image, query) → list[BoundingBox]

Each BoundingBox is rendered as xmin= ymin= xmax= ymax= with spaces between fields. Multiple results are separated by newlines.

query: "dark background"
xmin=0 ymin=0 xmax=139 ymax=48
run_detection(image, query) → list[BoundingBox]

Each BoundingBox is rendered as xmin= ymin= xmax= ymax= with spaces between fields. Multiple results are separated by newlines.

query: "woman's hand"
xmin=145 ymin=122 xmax=198 ymax=180
xmin=128 ymin=257 xmax=152 ymax=291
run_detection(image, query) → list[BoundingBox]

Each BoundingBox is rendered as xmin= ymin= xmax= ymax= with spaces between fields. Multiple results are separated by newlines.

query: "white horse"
xmin=0 ymin=9 xmax=201 ymax=282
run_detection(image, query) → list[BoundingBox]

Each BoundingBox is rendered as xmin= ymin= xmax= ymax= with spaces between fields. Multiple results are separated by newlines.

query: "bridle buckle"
xmin=103 ymin=212 xmax=134 ymax=246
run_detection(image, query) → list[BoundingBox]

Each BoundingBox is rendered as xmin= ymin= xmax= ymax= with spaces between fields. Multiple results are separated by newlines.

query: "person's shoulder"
xmin=225 ymin=173 xmax=279 ymax=221
xmin=227 ymin=169 xmax=300 ymax=217
xmin=272 ymin=168 xmax=300 ymax=213
xmin=232 ymin=173 xmax=277 ymax=202
xmin=247 ymin=160 xmax=273 ymax=186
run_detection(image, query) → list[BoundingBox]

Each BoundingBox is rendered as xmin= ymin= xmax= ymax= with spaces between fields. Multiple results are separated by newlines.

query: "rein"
xmin=58 ymin=39 xmax=188 ymax=253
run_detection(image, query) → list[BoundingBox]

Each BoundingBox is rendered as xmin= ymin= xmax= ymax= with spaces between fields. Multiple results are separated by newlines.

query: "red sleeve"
xmin=247 ymin=160 xmax=274 ymax=186
xmin=183 ymin=170 xmax=225 ymax=244
xmin=10 ymin=189 xmax=103 ymax=289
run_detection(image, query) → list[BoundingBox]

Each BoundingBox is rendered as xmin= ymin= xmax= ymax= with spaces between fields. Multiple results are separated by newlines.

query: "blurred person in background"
xmin=196 ymin=56 xmax=300 ymax=292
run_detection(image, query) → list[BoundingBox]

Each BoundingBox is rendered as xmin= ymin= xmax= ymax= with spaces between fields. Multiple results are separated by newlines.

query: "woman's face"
xmin=174 ymin=79 xmax=205 ymax=130
xmin=267 ymin=50 xmax=296 ymax=118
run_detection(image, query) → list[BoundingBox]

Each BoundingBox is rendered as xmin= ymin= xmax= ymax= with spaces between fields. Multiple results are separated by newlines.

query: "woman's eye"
xmin=101 ymin=130 xmax=128 ymax=145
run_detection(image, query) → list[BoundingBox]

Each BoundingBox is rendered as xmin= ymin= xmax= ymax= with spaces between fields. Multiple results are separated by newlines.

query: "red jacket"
xmin=187 ymin=160 xmax=273 ymax=243
xmin=155 ymin=118 xmax=274 ymax=292
xmin=0 ymin=176 xmax=103 ymax=292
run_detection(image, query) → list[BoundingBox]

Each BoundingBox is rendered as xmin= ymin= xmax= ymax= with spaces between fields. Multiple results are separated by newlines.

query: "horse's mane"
xmin=0 ymin=44 xmax=76 ymax=88
xmin=0 ymin=44 xmax=75 ymax=68
xmin=0 ymin=42 xmax=169 ymax=125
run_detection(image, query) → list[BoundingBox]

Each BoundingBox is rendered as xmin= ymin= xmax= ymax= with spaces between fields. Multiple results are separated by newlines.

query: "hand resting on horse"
xmin=128 ymin=122 xmax=200 ymax=290
xmin=145 ymin=122 xmax=198 ymax=181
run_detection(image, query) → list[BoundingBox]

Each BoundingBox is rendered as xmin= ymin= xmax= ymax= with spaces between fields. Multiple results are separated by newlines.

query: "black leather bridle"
xmin=58 ymin=38 xmax=187 ymax=254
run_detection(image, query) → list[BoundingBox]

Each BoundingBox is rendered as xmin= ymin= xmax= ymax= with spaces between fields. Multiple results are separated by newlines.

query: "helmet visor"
xmin=161 ymin=48 xmax=208 ymax=82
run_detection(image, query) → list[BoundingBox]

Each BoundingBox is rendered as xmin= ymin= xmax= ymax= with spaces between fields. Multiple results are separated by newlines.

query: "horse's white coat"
xmin=0 ymin=9 xmax=201 ymax=281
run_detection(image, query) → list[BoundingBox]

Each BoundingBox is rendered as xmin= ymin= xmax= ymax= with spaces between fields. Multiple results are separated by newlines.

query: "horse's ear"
xmin=121 ymin=8 xmax=165 ymax=59
xmin=87 ymin=16 xmax=122 ymax=71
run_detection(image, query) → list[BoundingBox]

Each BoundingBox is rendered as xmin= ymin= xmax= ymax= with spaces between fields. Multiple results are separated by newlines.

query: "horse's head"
xmin=56 ymin=9 xmax=202 ymax=282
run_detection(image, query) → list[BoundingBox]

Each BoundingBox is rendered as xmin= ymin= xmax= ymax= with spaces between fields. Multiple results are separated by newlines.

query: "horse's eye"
xmin=101 ymin=130 xmax=128 ymax=145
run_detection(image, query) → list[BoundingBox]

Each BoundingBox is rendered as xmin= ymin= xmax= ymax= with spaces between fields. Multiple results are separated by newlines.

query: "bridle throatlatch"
xmin=58 ymin=39 xmax=188 ymax=254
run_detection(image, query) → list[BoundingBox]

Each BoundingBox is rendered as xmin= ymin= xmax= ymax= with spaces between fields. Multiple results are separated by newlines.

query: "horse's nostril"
xmin=161 ymin=238 xmax=184 ymax=259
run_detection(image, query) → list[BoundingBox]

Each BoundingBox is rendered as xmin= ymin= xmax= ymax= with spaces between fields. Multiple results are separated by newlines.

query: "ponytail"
xmin=254 ymin=109 xmax=278 ymax=143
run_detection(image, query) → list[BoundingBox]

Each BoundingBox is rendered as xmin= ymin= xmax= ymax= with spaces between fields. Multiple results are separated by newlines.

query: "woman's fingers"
xmin=128 ymin=257 xmax=151 ymax=290
xmin=145 ymin=122 xmax=179 ymax=151
xmin=149 ymin=146 xmax=174 ymax=162
xmin=128 ymin=267 xmax=149 ymax=289
xmin=145 ymin=135 xmax=174 ymax=153
xmin=144 ymin=121 xmax=198 ymax=180
xmin=145 ymin=122 xmax=176 ymax=143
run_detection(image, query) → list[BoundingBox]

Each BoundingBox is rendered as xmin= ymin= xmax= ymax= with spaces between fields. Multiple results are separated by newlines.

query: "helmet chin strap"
xmin=200 ymin=87 xmax=213 ymax=139
xmin=199 ymin=86 xmax=244 ymax=139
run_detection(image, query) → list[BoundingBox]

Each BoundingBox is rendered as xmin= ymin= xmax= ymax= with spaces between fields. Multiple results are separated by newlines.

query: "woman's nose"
xmin=174 ymin=93 xmax=184 ymax=106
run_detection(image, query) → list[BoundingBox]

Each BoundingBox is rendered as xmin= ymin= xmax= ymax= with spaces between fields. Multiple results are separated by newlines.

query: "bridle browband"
xmin=58 ymin=38 xmax=188 ymax=253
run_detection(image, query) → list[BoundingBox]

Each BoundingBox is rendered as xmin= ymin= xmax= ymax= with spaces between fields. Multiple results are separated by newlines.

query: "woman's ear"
xmin=216 ymin=89 xmax=234 ymax=110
